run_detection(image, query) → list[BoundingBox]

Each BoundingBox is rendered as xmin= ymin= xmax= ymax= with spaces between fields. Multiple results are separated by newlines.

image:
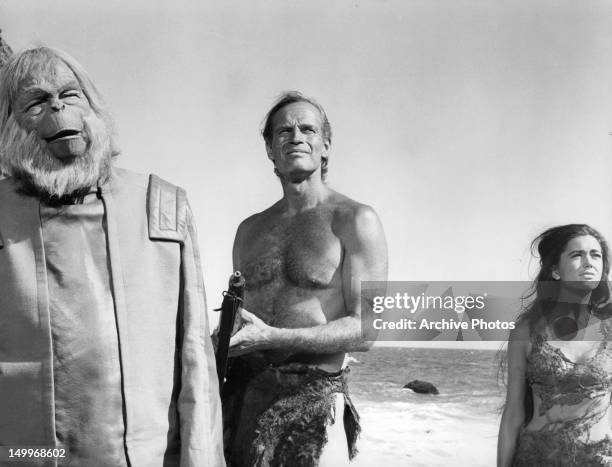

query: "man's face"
xmin=14 ymin=60 xmax=92 ymax=160
xmin=266 ymin=101 xmax=330 ymax=180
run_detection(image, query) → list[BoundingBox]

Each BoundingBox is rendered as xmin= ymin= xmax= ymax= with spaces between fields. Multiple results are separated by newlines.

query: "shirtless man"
xmin=224 ymin=91 xmax=387 ymax=466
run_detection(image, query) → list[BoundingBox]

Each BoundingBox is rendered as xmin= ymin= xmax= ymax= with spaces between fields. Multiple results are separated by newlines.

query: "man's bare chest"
xmin=241 ymin=212 xmax=342 ymax=290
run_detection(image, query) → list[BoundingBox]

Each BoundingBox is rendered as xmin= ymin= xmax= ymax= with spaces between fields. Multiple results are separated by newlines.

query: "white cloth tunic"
xmin=41 ymin=192 xmax=127 ymax=466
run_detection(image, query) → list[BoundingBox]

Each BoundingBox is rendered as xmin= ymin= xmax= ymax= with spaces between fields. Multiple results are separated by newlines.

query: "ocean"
xmin=347 ymin=346 xmax=505 ymax=467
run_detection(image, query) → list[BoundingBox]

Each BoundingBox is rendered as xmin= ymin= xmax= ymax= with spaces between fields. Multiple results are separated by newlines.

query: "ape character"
xmin=0 ymin=47 xmax=224 ymax=467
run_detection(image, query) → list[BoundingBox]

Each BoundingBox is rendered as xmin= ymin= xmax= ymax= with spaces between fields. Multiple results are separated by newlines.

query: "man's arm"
xmin=178 ymin=202 xmax=226 ymax=467
xmin=229 ymin=204 xmax=387 ymax=356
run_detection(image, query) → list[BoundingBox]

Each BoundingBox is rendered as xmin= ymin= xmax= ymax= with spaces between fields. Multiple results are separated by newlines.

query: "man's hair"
xmin=0 ymin=47 xmax=114 ymax=141
xmin=261 ymin=91 xmax=332 ymax=180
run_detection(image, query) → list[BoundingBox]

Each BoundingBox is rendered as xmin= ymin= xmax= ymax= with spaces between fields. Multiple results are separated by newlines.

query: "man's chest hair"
xmin=241 ymin=209 xmax=343 ymax=290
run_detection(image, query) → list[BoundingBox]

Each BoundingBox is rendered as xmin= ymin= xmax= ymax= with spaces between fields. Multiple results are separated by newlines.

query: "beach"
xmin=348 ymin=346 xmax=504 ymax=466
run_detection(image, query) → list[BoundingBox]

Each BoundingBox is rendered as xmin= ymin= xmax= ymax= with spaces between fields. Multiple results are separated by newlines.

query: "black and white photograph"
xmin=1 ymin=1 xmax=611 ymax=466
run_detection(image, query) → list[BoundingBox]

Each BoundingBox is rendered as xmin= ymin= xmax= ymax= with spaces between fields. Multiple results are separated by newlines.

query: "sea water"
xmin=348 ymin=346 xmax=505 ymax=467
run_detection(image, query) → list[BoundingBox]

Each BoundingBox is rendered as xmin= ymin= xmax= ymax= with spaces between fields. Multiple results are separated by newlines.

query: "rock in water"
xmin=403 ymin=380 xmax=439 ymax=395
xmin=0 ymin=30 xmax=13 ymax=68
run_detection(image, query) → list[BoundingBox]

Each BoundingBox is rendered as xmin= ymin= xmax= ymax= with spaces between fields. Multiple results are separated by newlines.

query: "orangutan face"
xmin=14 ymin=60 xmax=91 ymax=160
xmin=1 ymin=59 xmax=113 ymax=199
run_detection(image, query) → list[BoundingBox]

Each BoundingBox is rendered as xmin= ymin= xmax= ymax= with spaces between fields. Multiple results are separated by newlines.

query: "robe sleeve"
xmin=178 ymin=201 xmax=226 ymax=467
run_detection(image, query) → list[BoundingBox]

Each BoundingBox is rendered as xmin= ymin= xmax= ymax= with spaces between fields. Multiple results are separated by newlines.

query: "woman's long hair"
xmin=517 ymin=224 xmax=611 ymax=334
xmin=498 ymin=224 xmax=611 ymax=420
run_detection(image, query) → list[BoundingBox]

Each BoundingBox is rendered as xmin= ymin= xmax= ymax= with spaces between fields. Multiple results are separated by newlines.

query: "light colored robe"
xmin=0 ymin=167 xmax=225 ymax=467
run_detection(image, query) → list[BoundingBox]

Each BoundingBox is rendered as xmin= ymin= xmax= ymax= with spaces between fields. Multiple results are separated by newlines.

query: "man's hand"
xmin=228 ymin=308 xmax=275 ymax=356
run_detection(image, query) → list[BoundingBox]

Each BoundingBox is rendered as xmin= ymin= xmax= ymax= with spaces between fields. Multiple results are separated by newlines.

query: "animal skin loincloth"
xmin=222 ymin=359 xmax=360 ymax=467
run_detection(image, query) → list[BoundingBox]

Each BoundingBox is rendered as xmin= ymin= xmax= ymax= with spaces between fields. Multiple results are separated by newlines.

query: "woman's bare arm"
xmin=497 ymin=321 xmax=530 ymax=467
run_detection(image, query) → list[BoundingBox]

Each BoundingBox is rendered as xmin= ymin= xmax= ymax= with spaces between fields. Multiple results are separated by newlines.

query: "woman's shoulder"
xmin=508 ymin=319 xmax=533 ymax=359
xmin=595 ymin=315 xmax=612 ymax=340
xmin=510 ymin=319 xmax=531 ymax=341
xmin=579 ymin=304 xmax=612 ymax=340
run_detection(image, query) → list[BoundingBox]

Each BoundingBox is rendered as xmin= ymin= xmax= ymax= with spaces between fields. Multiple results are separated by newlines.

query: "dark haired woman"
xmin=498 ymin=224 xmax=612 ymax=466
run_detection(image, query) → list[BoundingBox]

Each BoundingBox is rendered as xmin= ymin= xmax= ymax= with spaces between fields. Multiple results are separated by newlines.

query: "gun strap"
xmin=147 ymin=174 xmax=188 ymax=243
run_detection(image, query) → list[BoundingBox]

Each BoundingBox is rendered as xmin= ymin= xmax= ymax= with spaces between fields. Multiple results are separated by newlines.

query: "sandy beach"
xmin=348 ymin=347 xmax=504 ymax=467
xmin=352 ymin=400 xmax=499 ymax=466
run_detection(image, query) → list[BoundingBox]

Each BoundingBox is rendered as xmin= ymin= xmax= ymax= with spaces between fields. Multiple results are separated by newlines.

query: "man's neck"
xmin=280 ymin=173 xmax=329 ymax=214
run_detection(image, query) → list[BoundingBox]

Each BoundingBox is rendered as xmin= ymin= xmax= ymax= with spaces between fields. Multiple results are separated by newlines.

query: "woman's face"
xmin=553 ymin=235 xmax=603 ymax=291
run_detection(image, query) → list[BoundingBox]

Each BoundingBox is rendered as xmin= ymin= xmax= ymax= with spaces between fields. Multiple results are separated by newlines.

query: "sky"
xmin=2 ymin=0 xmax=611 ymax=340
